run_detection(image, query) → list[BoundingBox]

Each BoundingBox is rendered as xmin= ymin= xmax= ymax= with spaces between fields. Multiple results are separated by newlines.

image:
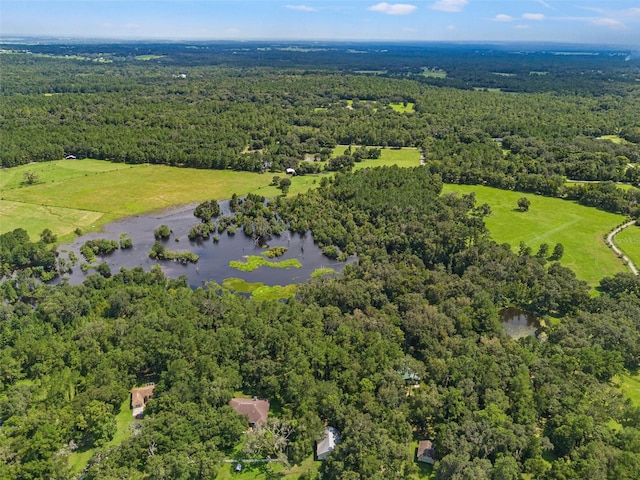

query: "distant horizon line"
xmin=0 ymin=35 xmax=637 ymax=50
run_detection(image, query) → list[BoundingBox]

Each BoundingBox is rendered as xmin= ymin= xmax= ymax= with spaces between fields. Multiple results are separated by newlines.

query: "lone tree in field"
xmin=517 ymin=197 xmax=531 ymax=212
xmin=22 ymin=171 xmax=39 ymax=185
xmin=536 ymin=243 xmax=549 ymax=259
xmin=551 ymin=243 xmax=565 ymax=260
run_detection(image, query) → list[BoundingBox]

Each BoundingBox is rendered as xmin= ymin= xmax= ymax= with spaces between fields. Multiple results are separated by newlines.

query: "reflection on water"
xmin=57 ymin=202 xmax=353 ymax=288
xmin=499 ymin=307 xmax=540 ymax=339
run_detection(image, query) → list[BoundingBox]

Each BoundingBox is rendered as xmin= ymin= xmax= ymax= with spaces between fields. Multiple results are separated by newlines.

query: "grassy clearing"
xmin=354 ymin=70 xmax=387 ymax=75
xmin=389 ymin=102 xmax=416 ymax=113
xmin=612 ymin=224 xmax=640 ymax=271
xmin=597 ymin=134 xmax=630 ymax=144
xmin=134 ymin=54 xmax=164 ymax=60
xmin=421 ymin=67 xmax=447 ymax=78
xmin=474 ymin=87 xmax=503 ymax=92
xmin=441 ymin=184 xmax=626 ymax=286
xmin=331 ymin=146 xmax=420 ymax=170
xmin=215 ymin=460 xmax=316 ymax=480
xmin=617 ymin=372 xmax=640 ymax=406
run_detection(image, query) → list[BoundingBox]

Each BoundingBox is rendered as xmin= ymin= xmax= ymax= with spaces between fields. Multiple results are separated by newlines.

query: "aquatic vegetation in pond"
xmin=229 ymin=255 xmax=302 ymax=272
xmin=262 ymin=246 xmax=288 ymax=258
xmin=311 ymin=267 xmax=338 ymax=278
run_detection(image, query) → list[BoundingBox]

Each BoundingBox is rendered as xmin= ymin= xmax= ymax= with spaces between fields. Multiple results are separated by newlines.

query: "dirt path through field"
xmin=607 ymin=221 xmax=639 ymax=275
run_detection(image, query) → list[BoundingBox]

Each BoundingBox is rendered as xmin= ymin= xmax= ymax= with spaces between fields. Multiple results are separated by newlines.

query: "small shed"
xmin=285 ymin=167 xmax=296 ymax=175
xmin=316 ymin=426 xmax=341 ymax=461
xmin=416 ymin=440 xmax=436 ymax=464
xmin=65 ymin=155 xmax=77 ymax=159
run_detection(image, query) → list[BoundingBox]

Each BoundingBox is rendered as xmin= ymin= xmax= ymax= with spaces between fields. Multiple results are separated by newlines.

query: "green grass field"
xmin=421 ymin=67 xmax=447 ymax=78
xmin=441 ymin=184 xmax=626 ymax=286
xmin=331 ymin=146 xmax=420 ymax=170
xmin=613 ymin=224 xmax=640 ymax=277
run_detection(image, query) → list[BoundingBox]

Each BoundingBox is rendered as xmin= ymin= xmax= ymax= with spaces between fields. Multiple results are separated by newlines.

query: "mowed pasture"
xmin=1 ymin=149 xmax=420 ymax=240
xmin=441 ymin=184 xmax=627 ymax=286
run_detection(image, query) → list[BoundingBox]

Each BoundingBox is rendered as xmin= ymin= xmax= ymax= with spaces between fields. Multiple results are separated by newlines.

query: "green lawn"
xmin=215 ymin=453 xmax=319 ymax=480
xmin=612 ymin=224 xmax=640 ymax=273
xmin=389 ymin=102 xmax=416 ymax=113
xmin=441 ymin=184 xmax=627 ymax=286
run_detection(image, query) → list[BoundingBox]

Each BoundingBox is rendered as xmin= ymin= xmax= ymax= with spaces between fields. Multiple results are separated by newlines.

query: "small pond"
xmin=57 ymin=202 xmax=353 ymax=289
xmin=499 ymin=307 xmax=541 ymax=339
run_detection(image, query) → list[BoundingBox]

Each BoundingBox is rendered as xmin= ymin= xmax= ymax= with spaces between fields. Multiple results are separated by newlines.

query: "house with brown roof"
xmin=416 ymin=440 xmax=436 ymax=464
xmin=229 ymin=397 xmax=270 ymax=427
xmin=131 ymin=383 xmax=155 ymax=418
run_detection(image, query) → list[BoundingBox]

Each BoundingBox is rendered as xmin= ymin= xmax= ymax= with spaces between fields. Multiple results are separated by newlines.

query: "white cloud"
xmin=368 ymin=3 xmax=417 ymax=15
xmin=592 ymin=18 xmax=625 ymax=29
xmin=522 ymin=13 xmax=545 ymax=21
xmin=446 ymin=25 xmax=456 ymax=30
xmin=285 ymin=5 xmax=318 ymax=12
xmin=627 ymin=8 xmax=640 ymax=17
xmin=536 ymin=0 xmax=554 ymax=9
xmin=431 ymin=0 xmax=468 ymax=13
xmin=494 ymin=14 xmax=513 ymax=22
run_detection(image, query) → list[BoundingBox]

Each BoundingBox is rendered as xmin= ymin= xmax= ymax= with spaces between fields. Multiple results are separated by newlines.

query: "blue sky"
xmin=2 ymin=1 xmax=639 ymax=46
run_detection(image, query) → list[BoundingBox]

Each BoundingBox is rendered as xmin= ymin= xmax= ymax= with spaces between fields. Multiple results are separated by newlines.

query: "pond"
xmin=499 ymin=307 xmax=541 ymax=339
xmin=56 ymin=202 xmax=353 ymax=289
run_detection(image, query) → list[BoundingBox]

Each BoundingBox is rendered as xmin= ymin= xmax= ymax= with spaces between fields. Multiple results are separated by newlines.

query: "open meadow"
xmin=441 ymin=184 xmax=627 ymax=286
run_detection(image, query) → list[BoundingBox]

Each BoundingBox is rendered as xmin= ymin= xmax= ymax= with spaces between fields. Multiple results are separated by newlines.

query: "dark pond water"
xmin=499 ymin=307 xmax=541 ymax=339
xmin=57 ymin=202 xmax=353 ymax=289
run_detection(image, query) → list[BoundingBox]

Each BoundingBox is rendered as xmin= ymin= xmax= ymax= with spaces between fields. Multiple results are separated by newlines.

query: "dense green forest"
xmin=1 ymin=168 xmax=640 ymax=479
xmin=1 ymin=42 xmax=640 ymax=479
